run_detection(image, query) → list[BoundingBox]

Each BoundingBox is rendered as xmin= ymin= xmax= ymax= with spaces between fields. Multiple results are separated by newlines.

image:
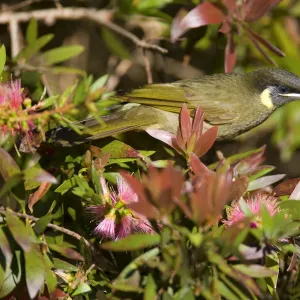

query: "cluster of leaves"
xmin=2 ymin=97 xmax=300 ymax=299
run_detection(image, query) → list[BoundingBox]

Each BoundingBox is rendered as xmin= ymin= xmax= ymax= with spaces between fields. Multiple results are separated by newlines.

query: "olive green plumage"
xmin=48 ymin=68 xmax=300 ymax=146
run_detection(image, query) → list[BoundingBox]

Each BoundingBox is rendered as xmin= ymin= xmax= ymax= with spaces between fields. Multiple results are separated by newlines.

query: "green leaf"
xmin=102 ymin=29 xmax=131 ymax=59
xmin=72 ymin=282 xmax=92 ymax=296
xmin=144 ymin=274 xmax=156 ymax=300
xmin=102 ymin=140 xmax=141 ymax=159
xmin=279 ymin=200 xmax=300 ymax=220
xmin=0 ymin=251 xmax=22 ymax=298
xmin=48 ymin=244 xmax=84 ymax=261
xmin=0 ymin=148 xmax=21 ymax=181
xmin=24 ymin=247 xmax=46 ymax=299
xmin=0 ymin=45 xmax=6 ymax=77
xmin=41 ymin=95 xmax=59 ymax=108
xmin=233 ymin=264 xmax=276 ymax=278
xmin=135 ymin=0 xmax=172 ymax=11
xmin=0 ymin=227 xmax=12 ymax=267
xmin=53 ymin=258 xmax=78 ymax=271
xmin=101 ymin=233 xmax=160 ymax=251
xmin=34 ymin=215 xmax=53 ymax=235
xmin=5 ymin=213 xmax=31 ymax=252
xmin=45 ymin=268 xmax=57 ymax=293
xmin=26 ymin=18 xmax=38 ymax=44
xmin=41 ymin=45 xmax=84 ymax=65
xmin=90 ymin=74 xmax=109 ymax=93
xmin=55 ymin=177 xmax=76 ymax=195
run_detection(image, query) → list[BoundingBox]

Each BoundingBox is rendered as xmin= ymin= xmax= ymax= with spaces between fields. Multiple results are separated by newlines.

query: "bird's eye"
xmin=278 ymin=85 xmax=289 ymax=93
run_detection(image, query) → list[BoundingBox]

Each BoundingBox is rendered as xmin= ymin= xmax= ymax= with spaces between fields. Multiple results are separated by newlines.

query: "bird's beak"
xmin=279 ymin=93 xmax=300 ymax=98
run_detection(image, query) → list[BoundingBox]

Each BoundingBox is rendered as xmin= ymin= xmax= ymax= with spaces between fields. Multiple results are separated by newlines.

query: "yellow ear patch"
xmin=260 ymin=88 xmax=274 ymax=110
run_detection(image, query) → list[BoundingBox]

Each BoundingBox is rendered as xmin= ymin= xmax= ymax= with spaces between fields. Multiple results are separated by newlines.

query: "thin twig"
xmin=0 ymin=208 xmax=95 ymax=252
xmin=142 ymin=50 xmax=153 ymax=84
xmin=8 ymin=19 xmax=21 ymax=57
xmin=0 ymin=7 xmax=168 ymax=54
xmin=1 ymin=0 xmax=41 ymax=12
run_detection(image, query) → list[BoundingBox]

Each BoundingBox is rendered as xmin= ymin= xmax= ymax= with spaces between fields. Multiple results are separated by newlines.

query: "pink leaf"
xmin=172 ymin=2 xmax=225 ymax=41
xmin=243 ymin=0 xmax=281 ymax=22
xmin=189 ymin=153 xmax=214 ymax=177
xmin=180 ymin=104 xmax=192 ymax=144
xmin=192 ymin=106 xmax=205 ymax=140
xmin=146 ymin=129 xmax=175 ymax=148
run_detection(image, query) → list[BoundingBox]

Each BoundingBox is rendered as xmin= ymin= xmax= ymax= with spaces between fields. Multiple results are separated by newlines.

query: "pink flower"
xmin=89 ymin=176 xmax=155 ymax=240
xmin=117 ymin=215 xmax=134 ymax=239
xmin=223 ymin=193 xmax=280 ymax=228
xmin=0 ymin=79 xmax=24 ymax=110
xmin=94 ymin=215 xmax=116 ymax=239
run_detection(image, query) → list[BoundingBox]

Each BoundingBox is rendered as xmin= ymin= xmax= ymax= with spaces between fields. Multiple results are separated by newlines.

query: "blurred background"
xmin=1 ymin=0 xmax=300 ymax=175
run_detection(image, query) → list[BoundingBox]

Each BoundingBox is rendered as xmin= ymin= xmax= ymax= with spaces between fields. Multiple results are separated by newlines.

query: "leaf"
xmin=247 ymin=174 xmax=286 ymax=191
xmin=279 ymin=200 xmax=300 ymax=220
xmin=28 ymin=182 xmax=52 ymax=212
xmin=24 ymin=167 xmax=57 ymax=184
xmin=245 ymin=28 xmax=285 ymax=57
xmin=171 ymin=9 xmax=188 ymax=43
xmin=90 ymin=74 xmax=109 ymax=93
xmin=72 ymin=282 xmax=92 ymax=296
xmin=172 ymin=2 xmax=225 ymax=41
xmin=53 ymin=258 xmax=78 ymax=271
xmin=26 ymin=18 xmax=38 ymax=44
xmin=144 ymin=274 xmax=156 ymax=300
xmin=55 ymin=177 xmax=77 ymax=195
xmin=274 ymin=178 xmax=300 ymax=197
xmin=290 ymin=181 xmax=300 ymax=200
xmin=0 ymin=45 xmax=6 ymax=77
xmin=233 ymin=264 xmax=276 ymax=278
xmin=243 ymin=0 xmax=281 ymax=22
xmin=102 ymin=29 xmax=131 ymax=59
xmin=101 ymin=140 xmax=142 ymax=159
xmin=25 ymin=247 xmax=46 ymax=299
xmin=0 ymin=227 xmax=13 ymax=267
xmin=0 ymin=148 xmax=21 ymax=181
xmin=146 ymin=129 xmax=175 ymax=148
xmin=5 ymin=213 xmax=31 ymax=252
xmin=34 ymin=215 xmax=53 ymax=235
xmin=209 ymin=145 xmax=266 ymax=170
xmin=48 ymin=244 xmax=84 ymax=261
xmin=0 ymin=251 xmax=22 ymax=298
xmin=101 ymin=233 xmax=160 ymax=251
xmin=41 ymin=45 xmax=84 ymax=65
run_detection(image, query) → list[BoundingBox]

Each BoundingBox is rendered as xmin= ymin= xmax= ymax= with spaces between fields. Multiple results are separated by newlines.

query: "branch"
xmin=0 ymin=209 xmax=95 ymax=252
xmin=0 ymin=7 xmax=168 ymax=54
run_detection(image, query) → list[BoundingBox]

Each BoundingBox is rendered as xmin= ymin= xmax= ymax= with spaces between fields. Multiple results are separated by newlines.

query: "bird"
xmin=45 ymin=68 xmax=300 ymax=147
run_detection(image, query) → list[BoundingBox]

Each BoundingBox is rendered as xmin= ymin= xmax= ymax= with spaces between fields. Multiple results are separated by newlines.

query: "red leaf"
xmin=172 ymin=2 xmax=225 ymax=41
xmin=224 ymin=34 xmax=236 ymax=73
xmin=121 ymin=172 xmax=158 ymax=219
xmin=192 ymin=106 xmax=205 ymax=140
xmin=146 ymin=129 xmax=175 ymax=148
xmin=274 ymin=178 xmax=300 ymax=196
xmin=194 ymin=126 xmax=218 ymax=157
xmin=243 ymin=0 xmax=281 ymax=22
xmin=246 ymin=29 xmax=277 ymax=66
xmin=28 ymin=182 xmax=52 ymax=212
xmin=246 ymin=28 xmax=285 ymax=57
xmin=223 ymin=0 xmax=237 ymax=10
xmin=180 ymin=103 xmax=192 ymax=144
xmin=189 ymin=153 xmax=214 ymax=177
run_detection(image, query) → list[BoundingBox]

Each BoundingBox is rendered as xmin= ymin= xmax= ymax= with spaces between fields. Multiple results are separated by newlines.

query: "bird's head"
xmin=248 ymin=68 xmax=300 ymax=110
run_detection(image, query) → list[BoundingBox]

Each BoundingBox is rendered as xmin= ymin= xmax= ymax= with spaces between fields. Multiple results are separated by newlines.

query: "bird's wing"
xmin=121 ymin=83 xmax=238 ymax=125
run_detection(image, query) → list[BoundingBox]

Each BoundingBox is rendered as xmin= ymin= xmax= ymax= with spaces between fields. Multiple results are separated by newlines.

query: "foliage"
xmin=1 ymin=0 xmax=300 ymax=299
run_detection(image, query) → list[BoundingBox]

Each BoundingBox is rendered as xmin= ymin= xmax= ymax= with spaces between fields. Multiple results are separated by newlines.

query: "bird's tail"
xmin=45 ymin=105 xmax=172 ymax=147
